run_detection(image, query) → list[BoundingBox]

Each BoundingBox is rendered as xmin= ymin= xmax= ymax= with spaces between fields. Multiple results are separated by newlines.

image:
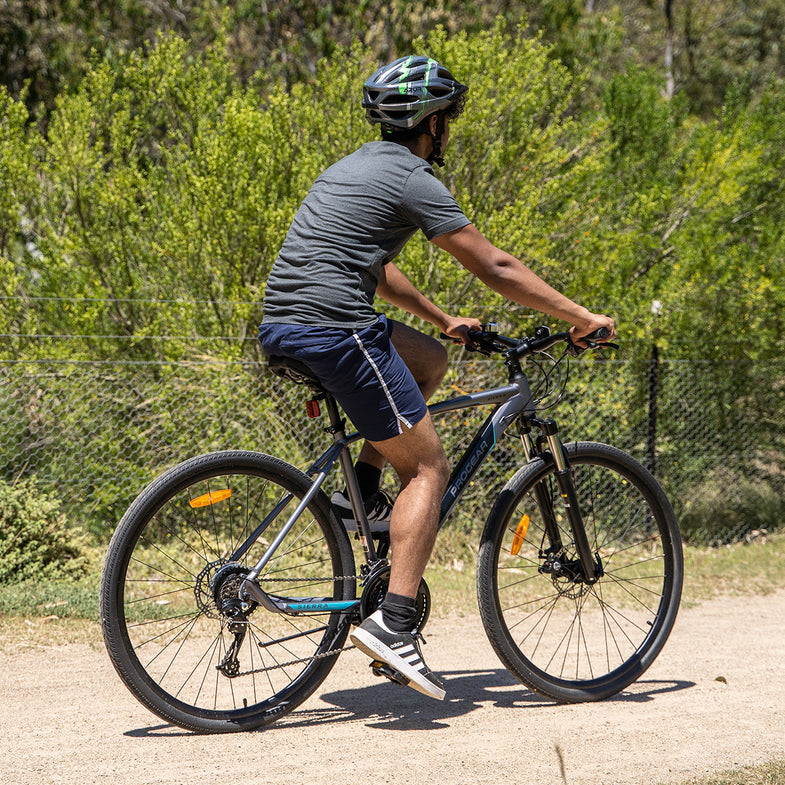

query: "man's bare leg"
xmin=356 ymin=320 xmax=448 ymax=473
xmin=350 ymin=410 xmax=450 ymax=700
xmin=367 ymin=412 xmax=450 ymax=596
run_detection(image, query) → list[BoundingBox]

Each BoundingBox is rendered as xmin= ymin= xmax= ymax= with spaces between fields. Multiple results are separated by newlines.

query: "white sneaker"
xmin=331 ymin=490 xmax=392 ymax=533
xmin=350 ymin=609 xmax=446 ymax=700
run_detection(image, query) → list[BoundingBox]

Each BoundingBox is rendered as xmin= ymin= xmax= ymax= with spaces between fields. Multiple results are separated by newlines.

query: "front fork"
xmin=519 ymin=420 xmax=601 ymax=584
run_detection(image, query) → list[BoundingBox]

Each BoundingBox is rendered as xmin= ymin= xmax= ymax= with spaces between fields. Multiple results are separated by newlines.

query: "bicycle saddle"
xmin=266 ymin=355 xmax=325 ymax=395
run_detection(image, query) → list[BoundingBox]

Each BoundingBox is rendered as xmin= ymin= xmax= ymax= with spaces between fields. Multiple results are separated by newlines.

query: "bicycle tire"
xmin=100 ymin=450 xmax=355 ymax=733
xmin=477 ymin=441 xmax=682 ymax=702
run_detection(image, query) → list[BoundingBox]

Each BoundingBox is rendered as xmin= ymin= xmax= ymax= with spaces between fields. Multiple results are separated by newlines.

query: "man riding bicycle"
xmin=259 ymin=55 xmax=616 ymax=700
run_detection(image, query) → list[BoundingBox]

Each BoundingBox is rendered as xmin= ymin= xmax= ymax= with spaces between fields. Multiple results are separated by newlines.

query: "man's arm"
xmin=432 ymin=224 xmax=616 ymax=342
xmin=376 ymin=262 xmax=481 ymax=343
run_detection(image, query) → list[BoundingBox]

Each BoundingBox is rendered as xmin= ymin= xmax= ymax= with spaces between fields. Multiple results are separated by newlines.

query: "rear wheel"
xmin=100 ymin=450 xmax=355 ymax=733
xmin=477 ymin=442 xmax=682 ymax=702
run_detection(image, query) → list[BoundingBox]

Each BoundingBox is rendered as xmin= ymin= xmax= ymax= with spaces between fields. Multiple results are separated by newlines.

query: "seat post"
xmin=322 ymin=393 xmax=379 ymax=564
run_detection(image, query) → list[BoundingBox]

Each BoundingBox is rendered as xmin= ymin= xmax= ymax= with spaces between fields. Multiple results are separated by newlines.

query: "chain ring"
xmin=359 ymin=563 xmax=431 ymax=631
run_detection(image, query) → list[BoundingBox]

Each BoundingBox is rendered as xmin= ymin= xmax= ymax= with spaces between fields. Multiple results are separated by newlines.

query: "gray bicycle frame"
xmin=432 ymin=375 xmax=538 ymax=526
xmin=239 ymin=370 xmax=540 ymax=603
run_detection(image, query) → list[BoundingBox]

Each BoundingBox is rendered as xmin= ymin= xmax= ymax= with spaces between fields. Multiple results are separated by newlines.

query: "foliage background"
xmin=1 ymin=1 xmax=784 ymax=561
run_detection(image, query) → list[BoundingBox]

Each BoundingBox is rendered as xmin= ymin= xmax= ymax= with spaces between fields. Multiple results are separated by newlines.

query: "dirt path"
xmin=2 ymin=590 xmax=784 ymax=785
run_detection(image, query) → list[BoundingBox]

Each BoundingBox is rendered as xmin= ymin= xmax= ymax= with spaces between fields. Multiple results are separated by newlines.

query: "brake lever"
xmin=566 ymin=332 xmax=619 ymax=357
xmin=439 ymin=330 xmax=490 ymax=355
xmin=467 ymin=343 xmax=493 ymax=357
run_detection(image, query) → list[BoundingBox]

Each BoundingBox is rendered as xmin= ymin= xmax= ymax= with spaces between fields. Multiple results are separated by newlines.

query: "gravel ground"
xmin=2 ymin=589 xmax=784 ymax=785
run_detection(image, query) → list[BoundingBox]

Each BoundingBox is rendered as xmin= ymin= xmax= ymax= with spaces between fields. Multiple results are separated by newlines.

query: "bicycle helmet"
xmin=362 ymin=55 xmax=468 ymax=131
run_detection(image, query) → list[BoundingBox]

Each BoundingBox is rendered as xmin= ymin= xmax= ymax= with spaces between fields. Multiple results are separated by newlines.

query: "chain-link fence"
xmin=1 ymin=350 xmax=783 ymax=546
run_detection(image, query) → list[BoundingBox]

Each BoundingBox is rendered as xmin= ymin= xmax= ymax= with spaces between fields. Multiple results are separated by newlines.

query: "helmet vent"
xmin=381 ymin=93 xmax=417 ymax=105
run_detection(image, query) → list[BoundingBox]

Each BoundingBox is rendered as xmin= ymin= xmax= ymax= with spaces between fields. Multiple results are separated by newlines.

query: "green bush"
xmin=0 ymin=478 xmax=88 ymax=584
xmin=0 ymin=576 xmax=99 ymax=619
xmin=679 ymin=469 xmax=785 ymax=546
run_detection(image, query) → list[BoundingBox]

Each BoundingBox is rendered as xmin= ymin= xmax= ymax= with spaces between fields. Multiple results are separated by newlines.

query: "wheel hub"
xmin=194 ymin=560 xmax=255 ymax=619
xmin=539 ymin=552 xmax=604 ymax=598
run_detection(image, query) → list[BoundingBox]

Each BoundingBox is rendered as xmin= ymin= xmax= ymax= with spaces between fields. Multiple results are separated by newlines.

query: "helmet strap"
xmin=427 ymin=113 xmax=446 ymax=168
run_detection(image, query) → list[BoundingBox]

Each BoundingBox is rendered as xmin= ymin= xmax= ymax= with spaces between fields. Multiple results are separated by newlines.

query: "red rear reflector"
xmin=306 ymin=400 xmax=321 ymax=418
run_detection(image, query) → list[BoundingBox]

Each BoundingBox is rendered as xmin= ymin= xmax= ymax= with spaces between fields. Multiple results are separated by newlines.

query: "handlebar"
xmin=443 ymin=324 xmax=617 ymax=360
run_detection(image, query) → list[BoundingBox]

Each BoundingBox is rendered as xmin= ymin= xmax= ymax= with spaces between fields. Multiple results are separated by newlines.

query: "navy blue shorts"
xmin=258 ymin=315 xmax=428 ymax=442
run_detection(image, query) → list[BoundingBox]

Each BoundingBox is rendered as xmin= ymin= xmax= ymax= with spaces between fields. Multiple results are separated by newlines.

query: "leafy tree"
xmin=0 ymin=86 xmax=36 ymax=338
xmin=1 ymin=22 xmax=783 ymax=366
xmin=6 ymin=1 xmax=785 ymax=122
xmin=1 ymin=20 xmax=784 ymax=546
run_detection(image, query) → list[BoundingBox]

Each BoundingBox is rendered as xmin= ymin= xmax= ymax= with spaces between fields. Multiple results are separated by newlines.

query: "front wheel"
xmin=477 ymin=442 xmax=683 ymax=703
xmin=100 ymin=450 xmax=356 ymax=733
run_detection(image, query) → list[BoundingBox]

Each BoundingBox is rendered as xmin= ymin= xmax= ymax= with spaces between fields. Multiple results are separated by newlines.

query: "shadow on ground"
xmin=123 ymin=667 xmax=694 ymax=737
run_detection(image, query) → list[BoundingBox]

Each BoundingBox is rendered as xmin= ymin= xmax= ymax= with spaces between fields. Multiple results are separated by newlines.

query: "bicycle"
xmin=100 ymin=324 xmax=683 ymax=733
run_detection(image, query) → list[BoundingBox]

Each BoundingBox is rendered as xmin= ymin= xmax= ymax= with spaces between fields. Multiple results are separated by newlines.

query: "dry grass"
xmin=659 ymin=760 xmax=785 ymax=785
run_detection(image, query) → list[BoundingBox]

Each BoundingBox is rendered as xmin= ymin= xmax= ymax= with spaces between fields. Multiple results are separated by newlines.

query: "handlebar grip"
xmin=566 ymin=326 xmax=617 ymax=357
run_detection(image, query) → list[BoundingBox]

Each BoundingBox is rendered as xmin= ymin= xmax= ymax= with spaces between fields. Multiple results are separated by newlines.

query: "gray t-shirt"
xmin=262 ymin=141 xmax=471 ymax=328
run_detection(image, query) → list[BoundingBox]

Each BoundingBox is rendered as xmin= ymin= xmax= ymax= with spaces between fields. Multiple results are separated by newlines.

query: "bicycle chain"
xmin=255 ymin=574 xmax=360 ymax=583
xmin=233 ymin=640 xmax=357 ymax=677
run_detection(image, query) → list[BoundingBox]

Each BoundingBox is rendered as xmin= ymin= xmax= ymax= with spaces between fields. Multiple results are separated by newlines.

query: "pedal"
xmin=370 ymin=659 xmax=410 ymax=687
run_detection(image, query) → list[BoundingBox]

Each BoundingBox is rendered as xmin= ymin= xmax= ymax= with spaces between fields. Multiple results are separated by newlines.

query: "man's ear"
xmin=428 ymin=114 xmax=438 ymax=136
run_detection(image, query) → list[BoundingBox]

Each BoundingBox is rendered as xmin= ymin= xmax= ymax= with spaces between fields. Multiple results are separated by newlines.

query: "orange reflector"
xmin=189 ymin=489 xmax=232 ymax=508
xmin=511 ymin=514 xmax=530 ymax=555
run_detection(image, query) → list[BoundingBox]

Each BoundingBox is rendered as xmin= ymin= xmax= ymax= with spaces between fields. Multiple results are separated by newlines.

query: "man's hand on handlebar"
xmin=566 ymin=314 xmax=618 ymax=357
xmin=439 ymin=318 xmax=618 ymax=358
xmin=441 ymin=315 xmax=483 ymax=348
xmin=569 ymin=314 xmax=617 ymax=349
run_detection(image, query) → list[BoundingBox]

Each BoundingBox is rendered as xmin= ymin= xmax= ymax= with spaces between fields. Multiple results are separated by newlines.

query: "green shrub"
xmin=0 ymin=576 xmax=99 ymax=618
xmin=0 ymin=478 xmax=88 ymax=584
xmin=679 ymin=469 xmax=785 ymax=546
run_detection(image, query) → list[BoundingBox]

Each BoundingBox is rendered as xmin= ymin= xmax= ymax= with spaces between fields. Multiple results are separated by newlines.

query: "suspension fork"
xmin=519 ymin=422 xmax=565 ymax=558
xmin=521 ymin=419 xmax=599 ymax=583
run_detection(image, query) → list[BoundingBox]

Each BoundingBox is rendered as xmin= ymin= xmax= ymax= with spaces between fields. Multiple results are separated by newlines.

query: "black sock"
xmin=380 ymin=592 xmax=417 ymax=633
xmin=354 ymin=461 xmax=381 ymax=502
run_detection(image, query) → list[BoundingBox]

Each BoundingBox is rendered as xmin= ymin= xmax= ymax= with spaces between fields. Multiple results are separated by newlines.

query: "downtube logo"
xmin=445 ymin=425 xmax=496 ymax=503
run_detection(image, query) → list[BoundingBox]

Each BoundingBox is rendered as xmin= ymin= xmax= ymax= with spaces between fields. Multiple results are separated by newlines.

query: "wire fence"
xmin=2 ymin=348 xmax=783 ymax=547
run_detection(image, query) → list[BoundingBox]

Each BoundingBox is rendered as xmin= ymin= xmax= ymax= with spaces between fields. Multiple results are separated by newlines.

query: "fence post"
xmin=647 ymin=343 xmax=659 ymax=476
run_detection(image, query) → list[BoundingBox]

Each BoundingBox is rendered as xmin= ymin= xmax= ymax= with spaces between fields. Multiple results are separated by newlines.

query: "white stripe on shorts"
xmin=352 ymin=332 xmax=413 ymax=436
